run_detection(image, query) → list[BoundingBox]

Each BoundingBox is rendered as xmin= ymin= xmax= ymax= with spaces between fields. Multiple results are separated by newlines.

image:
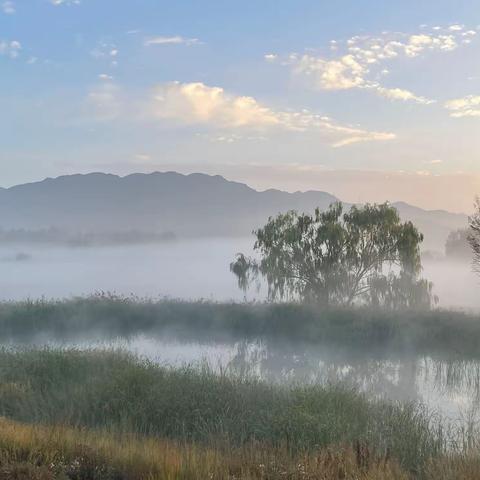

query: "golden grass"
xmin=0 ymin=417 xmax=480 ymax=479
xmin=0 ymin=417 xmax=410 ymax=479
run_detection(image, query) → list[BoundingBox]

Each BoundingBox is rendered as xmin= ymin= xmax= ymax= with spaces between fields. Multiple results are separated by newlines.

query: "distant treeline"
xmin=0 ymin=227 xmax=176 ymax=246
xmin=2 ymin=295 xmax=480 ymax=358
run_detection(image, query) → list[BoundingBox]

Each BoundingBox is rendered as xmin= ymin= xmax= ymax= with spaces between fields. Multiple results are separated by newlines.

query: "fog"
xmin=0 ymin=239 xmax=253 ymax=302
xmin=2 ymin=238 xmax=480 ymax=425
xmin=0 ymin=238 xmax=479 ymax=310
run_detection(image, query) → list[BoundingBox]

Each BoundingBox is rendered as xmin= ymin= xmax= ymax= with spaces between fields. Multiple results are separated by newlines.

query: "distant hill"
xmin=0 ymin=172 xmax=468 ymax=250
xmin=390 ymin=202 xmax=468 ymax=251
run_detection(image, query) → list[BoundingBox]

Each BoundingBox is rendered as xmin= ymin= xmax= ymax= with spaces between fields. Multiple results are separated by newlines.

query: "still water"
xmin=1 ymin=239 xmax=480 ymax=424
xmin=2 ymin=332 xmax=479 ymax=425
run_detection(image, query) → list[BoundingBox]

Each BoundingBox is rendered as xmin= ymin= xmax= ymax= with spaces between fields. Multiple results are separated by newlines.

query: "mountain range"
xmin=0 ymin=172 xmax=469 ymax=251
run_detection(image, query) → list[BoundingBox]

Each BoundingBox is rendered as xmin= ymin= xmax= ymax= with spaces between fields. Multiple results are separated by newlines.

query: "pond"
xmin=1 ymin=239 xmax=480 ymax=425
xmin=4 ymin=332 xmax=480 ymax=425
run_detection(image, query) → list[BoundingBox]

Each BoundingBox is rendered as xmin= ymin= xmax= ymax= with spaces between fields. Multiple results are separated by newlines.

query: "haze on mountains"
xmin=0 ymin=172 xmax=468 ymax=251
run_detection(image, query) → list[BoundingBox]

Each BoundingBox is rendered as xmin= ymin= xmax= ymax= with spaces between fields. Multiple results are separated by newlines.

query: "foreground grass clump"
xmin=1 ymin=295 xmax=480 ymax=357
xmin=0 ymin=349 xmax=444 ymax=473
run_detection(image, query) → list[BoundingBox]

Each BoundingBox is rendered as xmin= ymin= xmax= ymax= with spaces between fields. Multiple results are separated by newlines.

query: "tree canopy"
xmin=231 ymin=202 xmax=436 ymax=309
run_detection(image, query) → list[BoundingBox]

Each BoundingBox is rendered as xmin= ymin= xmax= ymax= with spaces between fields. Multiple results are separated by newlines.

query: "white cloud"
xmin=91 ymin=42 xmax=119 ymax=67
xmin=375 ymin=86 xmax=435 ymax=104
xmin=2 ymin=1 xmax=15 ymax=14
xmin=0 ymin=40 xmax=21 ymax=58
xmin=50 ymin=0 xmax=80 ymax=5
xmin=293 ymin=53 xmax=367 ymax=90
xmin=98 ymin=73 xmax=114 ymax=81
xmin=264 ymin=53 xmax=278 ymax=62
xmin=144 ymin=36 xmax=201 ymax=47
xmin=444 ymin=95 xmax=480 ymax=117
xmin=91 ymin=43 xmax=118 ymax=59
xmin=275 ymin=26 xmax=476 ymax=103
xmin=449 ymin=24 xmax=464 ymax=31
xmin=151 ymin=81 xmax=395 ymax=147
xmin=152 ymin=82 xmax=281 ymax=128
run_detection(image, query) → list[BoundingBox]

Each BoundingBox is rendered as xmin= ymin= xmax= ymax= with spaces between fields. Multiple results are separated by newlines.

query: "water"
xmin=1 ymin=239 xmax=480 ymax=423
xmin=5 ymin=332 xmax=480 ymax=423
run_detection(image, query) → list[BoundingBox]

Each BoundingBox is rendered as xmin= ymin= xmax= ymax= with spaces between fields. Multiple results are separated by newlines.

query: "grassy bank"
xmin=1 ymin=295 xmax=480 ymax=357
xmin=0 ymin=381 xmax=479 ymax=480
xmin=0 ymin=349 xmax=456 ymax=474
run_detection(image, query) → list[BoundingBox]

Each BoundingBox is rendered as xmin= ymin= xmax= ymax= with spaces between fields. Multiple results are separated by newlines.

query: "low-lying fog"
xmin=0 ymin=238 xmax=479 ymax=310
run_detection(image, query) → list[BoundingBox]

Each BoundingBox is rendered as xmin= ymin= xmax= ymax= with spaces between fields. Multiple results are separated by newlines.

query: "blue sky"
xmin=1 ymin=0 xmax=480 ymax=211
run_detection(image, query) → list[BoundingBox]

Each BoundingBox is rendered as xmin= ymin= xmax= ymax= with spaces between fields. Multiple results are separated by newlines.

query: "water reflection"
xmin=225 ymin=339 xmax=480 ymax=420
xmin=5 ymin=332 xmax=480 ymax=423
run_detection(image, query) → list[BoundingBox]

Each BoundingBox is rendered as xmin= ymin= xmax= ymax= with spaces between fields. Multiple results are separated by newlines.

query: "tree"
xmin=469 ymin=198 xmax=480 ymax=274
xmin=231 ymin=202 xmax=436 ymax=308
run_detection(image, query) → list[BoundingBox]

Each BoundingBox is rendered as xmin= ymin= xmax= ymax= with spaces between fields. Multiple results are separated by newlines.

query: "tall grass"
xmin=2 ymin=416 xmax=480 ymax=479
xmin=0 ymin=417 xmax=412 ymax=479
xmin=0 ymin=295 xmax=480 ymax=357
xmin=0 ymin=348 xmax=455 ymax=474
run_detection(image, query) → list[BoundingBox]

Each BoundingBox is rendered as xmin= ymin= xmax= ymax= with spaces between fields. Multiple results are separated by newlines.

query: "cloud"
xmin=98 ymin=73 xmax=114 ymax=81
xmin=293 ymin=53 xmax=367 ymax=90
xmin=152 ymin=82 xmax=281 ymax=128
xmin=273 ymin=25 xmax=476 ymax=103
xmin=90 ymin=42 xmax=119 ymax=67
xmin=444 ymin=95 xmax=480 ymax=117
xmin=375 ymin=86 xmax=435 ymax=104
xmin=150 ymin=81 xmax=395 ymax=147
xmin=264 ymin=53 xmax=278 ymax=62
xmin=144 ymin=36 xmax=201 ymax=47
xmin=50 ymin=0 xmax=80 ymax=5
xmin=2 ymin=1 xmax=15 ymax=14
xmin=0 ymin=40 xmax=21 ymax=58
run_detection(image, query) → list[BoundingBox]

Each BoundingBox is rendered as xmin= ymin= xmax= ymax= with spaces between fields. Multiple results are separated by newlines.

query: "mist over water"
xmin=2 ymin=238 xmax=480 ymax=424
xmin=0 ymin=239 xmax=479 ymax=310
xmin=0 ymin=239 xmax=254 ymax=302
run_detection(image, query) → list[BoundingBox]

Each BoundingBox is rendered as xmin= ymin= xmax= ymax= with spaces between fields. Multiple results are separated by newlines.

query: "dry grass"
xmin=1 ymin=417 xmax=480 ymax=479
xmin=0 ymin=417 xmax=411 ymax=479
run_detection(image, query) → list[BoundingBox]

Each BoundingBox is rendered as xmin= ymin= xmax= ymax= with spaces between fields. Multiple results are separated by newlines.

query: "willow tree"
xmin=231 ymin=202 xmax=435 ymax=308
xmin=469 ymin=198 xmax=480 ymax=274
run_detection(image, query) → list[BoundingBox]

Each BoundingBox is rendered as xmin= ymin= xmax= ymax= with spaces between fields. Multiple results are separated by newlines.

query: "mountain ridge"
xmin=0 ymin=171 xmax=468 ymax=250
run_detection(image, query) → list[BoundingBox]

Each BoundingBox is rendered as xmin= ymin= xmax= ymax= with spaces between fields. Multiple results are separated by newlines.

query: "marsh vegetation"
xmin=0 ymin=202 xmax=479 ymax=479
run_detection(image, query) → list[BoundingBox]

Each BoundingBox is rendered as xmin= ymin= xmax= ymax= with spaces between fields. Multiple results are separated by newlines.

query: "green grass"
xmin=0 ymin=295 xmax=480 ymax=358
xmin=0 ymin=348 xmax=456 ymax=474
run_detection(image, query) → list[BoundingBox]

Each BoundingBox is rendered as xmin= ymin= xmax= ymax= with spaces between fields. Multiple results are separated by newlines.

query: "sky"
xmin=1 ymin=0 xmax=480 ymax=212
